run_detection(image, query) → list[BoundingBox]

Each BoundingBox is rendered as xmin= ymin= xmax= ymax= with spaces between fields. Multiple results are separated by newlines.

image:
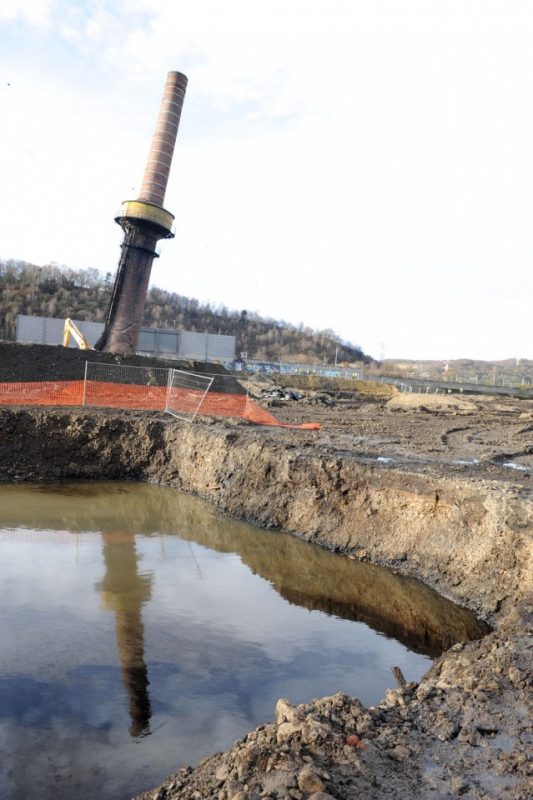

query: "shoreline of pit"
xmin=1 ymin=405 xmax=530 ymax=621
xmin=0 ymin=376 xmax=531 ymax=798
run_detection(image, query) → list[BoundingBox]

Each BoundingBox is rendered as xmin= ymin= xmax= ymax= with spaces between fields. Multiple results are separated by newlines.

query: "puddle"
xmin=0 ymin=482 xmax=488 ymax=800
xmin=502 ymin=461 xmax=529 ymax=472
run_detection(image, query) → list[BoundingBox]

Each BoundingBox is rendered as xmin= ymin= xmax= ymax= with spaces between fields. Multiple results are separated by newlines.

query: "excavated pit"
xmin=0 ymin=482 xmax=490 ymax=800
xmin=0 ymin=371 xmax=531 ymax=799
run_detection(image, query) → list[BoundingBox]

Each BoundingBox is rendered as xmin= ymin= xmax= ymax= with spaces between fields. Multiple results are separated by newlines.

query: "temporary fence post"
xmin=191 ymin=377 xmax=214 ymax=423
xmin=82 ymin=361 xmax=88 ymax=407
xmin=165 ymin=368 xmax=174 ymax=412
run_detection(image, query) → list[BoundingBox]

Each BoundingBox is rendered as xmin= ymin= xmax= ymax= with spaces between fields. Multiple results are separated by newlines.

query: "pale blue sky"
xmin=1 ymin=1 xmax=532 ymax=360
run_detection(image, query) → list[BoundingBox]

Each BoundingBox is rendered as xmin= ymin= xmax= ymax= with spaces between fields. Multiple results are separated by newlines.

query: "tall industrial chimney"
xmin=96 ymin=71 xmax=188 ymax=354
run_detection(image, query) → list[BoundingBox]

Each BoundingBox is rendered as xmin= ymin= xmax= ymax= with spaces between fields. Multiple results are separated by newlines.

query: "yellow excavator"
xmin=63 ymin=318 xmax=92 ymax=350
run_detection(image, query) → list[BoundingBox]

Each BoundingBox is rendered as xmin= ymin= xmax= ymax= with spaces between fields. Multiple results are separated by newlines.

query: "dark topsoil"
xmin=0 ymin=341 xmax=233 ymax=381
xmin=0 ymin=342 xmax=245 ymax=392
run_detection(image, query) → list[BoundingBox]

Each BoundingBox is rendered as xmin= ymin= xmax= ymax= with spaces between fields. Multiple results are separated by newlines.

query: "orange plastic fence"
xmin=85 ymin=381 xmax=167 ymax=411
xmin=0 ymin=380 xmax=84 ymax=407
xmin=0 ymin=380 xmax=321 ymax=430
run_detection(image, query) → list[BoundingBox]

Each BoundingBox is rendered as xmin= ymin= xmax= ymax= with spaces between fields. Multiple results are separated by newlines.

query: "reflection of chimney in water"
xmin=98 ymin=532 xmax=153 ymax=737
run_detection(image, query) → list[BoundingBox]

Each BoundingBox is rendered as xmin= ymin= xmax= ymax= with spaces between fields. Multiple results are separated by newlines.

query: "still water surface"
xmin=0 ymin=482 xmax=488 ymax=800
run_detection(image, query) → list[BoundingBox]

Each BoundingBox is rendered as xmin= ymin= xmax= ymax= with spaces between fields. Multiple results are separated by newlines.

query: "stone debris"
xmin=307 ymin=795 xmax=337 ymax=800
xmin=136 ymin=600 xmax=532 ymax=800
xmin=259 ymin=386 xmax=304 ymax=403
xmin=296 ymin=766 xmax=325 ymax=793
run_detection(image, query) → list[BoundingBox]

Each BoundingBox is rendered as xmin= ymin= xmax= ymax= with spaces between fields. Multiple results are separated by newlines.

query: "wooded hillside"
xmin=0 ymin=259 xmax=370 ymax=364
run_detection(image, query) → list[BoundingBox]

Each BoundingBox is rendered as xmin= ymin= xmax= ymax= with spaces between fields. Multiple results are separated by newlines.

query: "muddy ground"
xmin=0 ymin=344 xmax=531 ymax=799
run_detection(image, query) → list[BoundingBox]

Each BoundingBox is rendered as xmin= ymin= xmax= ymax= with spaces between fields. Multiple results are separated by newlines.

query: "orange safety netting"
xmin=0 ymin=380 xmax=321 ymax=430
xmin=85 ymin=381 xmax=167 ymax=411
xmin=0 ymin=380 xmax=85 ymax=407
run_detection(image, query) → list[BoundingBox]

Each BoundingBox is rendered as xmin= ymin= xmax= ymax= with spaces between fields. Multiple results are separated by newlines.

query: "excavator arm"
xmin=63 ymin=318 xmax=92 ymax=350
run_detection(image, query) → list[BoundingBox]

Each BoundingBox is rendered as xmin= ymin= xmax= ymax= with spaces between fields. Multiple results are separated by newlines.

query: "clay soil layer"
xmin=0 ymin=343 xmax=531 ymax=800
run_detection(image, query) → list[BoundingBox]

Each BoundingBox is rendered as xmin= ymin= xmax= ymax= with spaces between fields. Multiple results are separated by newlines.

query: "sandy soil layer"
xmin=0 ymin=345 xmax=531 ymax=799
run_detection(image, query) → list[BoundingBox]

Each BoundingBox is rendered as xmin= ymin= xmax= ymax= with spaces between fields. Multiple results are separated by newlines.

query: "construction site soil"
xmin=0 ymin=341 xmax=234 ymax=382
xmin=0 ymin=343 xmax=531 ymax=800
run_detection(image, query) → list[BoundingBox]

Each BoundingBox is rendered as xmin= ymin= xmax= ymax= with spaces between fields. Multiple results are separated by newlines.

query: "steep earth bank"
xmin=0 ymin=406 xmax=531 ymax=799
xmin=1 ymin=407 xmax=530 ymax=619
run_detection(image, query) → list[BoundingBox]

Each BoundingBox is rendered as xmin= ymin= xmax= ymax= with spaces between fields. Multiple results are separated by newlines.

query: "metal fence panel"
xmin=206 ymin=333 xmax=236 ymax=362
xmin=138 ymin=328 xmax=180 ymax=356
xmin=42 ymin=317 xmax=67 ymax=345
xmin=178 ymin=331 xmax=210 ymax=360
xmin=16 ymin=315 xmax=235 ymax=361
xmin=16 ymin=315 xmax=48 ymax=344
xmin=137 ymin=328 xmax=157 ymax=353
xmin=165 ymin=369 xmax=214 ymax=422
xmin=178 ymin=331 xmax=236 ymax=361
xmin=155 ymin=330 xmax=180 ymax=355
xmin=16 ymin=315 xmax=45 ymax=344
xmin=16 ymin=315 xmax=104 ymax=347
xmin=242 ymin=358 xmax=361 ymax=379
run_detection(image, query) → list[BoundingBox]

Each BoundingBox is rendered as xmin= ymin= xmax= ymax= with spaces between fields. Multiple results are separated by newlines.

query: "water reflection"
xmin=0 ymin=481 xmax=489 ymax=659
xmin=97 ymin=532 xmax=152 ymax=737
xmin=0 ymin=482 xmax=490 ymax=800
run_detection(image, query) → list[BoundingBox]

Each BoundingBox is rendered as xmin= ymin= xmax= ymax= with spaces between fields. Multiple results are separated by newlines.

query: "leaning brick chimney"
xmin=96 ymin=71 xmax=187 ymax=354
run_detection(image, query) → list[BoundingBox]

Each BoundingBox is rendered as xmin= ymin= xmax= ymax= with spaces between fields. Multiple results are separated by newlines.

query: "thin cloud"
xmin=0 ymin=0 xmax=56 ymax=28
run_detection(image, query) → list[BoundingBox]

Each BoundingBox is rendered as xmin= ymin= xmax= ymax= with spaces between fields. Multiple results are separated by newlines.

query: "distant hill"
xmin=0 ymin=258 xmax=370 ymax=364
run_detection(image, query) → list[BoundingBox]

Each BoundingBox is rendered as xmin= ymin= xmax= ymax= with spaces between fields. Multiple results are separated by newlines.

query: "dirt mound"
xmin=0 ymin=342 xmax=232 ymax=383
xmin=387 ymin=393 xmax=478 ymax=412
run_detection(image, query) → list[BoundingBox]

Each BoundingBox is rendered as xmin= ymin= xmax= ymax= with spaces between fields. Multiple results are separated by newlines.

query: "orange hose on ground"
xmin=0 ymin=381 xmax=321 ymax=430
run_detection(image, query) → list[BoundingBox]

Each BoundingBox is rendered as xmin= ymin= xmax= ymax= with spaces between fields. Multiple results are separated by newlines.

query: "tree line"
xmin=0 ymin=259 xmax=370 ymax=364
